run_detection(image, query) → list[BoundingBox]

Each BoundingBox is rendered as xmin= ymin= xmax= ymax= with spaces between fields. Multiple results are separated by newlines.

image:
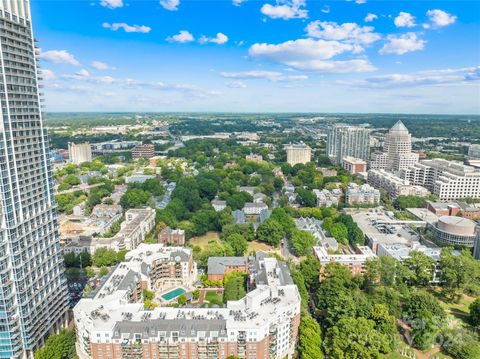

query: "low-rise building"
xmin=246 ymin=153 xmax=263 ymax=162
xmin=207 ymin=257 xmax=248 ymax=281
xmin=125 ymin=173 xmax=156 ymax=184
xmin=342 ymin=156 xmax=367 ymax=174
xmin=313 ymin=188 xmax=342 ymax=207
xmin=368 ymin=169 xmax=430 ymax=199
xmin=296 ymin=217 xmax=338 ymax=251
xmin=430 ymin=216 xmax=477 ymax=247
xmin=313 ymin=245 xmax=376 ymax=277
xmin=253 ymin=192 xmax=267 ymax=204
xmin=131 ymin=144 xmax=155 ymax=159
xmin=211 ymin=198 xmax=227 ymax=212
xmin=243 ymin=202 xmax=268 ymax=215
xmin=237 ymin=186 xmax=258 ymax=196
xmin=158 ymin=227 xmax=185 ymax=246
xmin=91 ymin=204 xmax=123 ymax=218
xmin=346 ymin=183 xmax=380 ymax=205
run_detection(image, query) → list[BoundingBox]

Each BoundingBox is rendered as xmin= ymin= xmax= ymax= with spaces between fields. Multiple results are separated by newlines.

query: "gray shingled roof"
xmin=207 ymin=257 xmax=246 ymax=275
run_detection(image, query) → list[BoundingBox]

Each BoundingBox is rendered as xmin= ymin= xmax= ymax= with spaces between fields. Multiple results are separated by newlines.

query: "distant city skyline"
xmin=32 ymin=0 xmax=480 ymax=114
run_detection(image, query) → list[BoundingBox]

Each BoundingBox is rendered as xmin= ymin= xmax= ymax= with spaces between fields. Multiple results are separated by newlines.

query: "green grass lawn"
xmin=204 ymin=291 xmax=223 ymax=306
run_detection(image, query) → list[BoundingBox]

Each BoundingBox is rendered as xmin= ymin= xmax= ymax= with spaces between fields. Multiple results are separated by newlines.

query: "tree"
xmin=63 ymin=252 xmax=78 ymax=268
xmin=440 ymin=248 xmax=480 ymax=296
xmin=223 ymin=274 xmax=246 ymax=302
xmin=191 ymin=211 xmax=211 ymax=236
xmin=394 ymin=195 xmax=425 ymax=210
xmin=270 ymin=208 xmax=296 ymax=237
xmin=297 ymin=315 xmax=324 ymax=359
xmin=172 ymin=177 xmax=202 ymax=212
xmin=403 ymin=251 xmax=436 ymax=287
xmin=296 ymin=188 xmax=316 ymax=207
xmin=85 ymin=266 xmax=95 ymax=278
xmin=99 ymin=266 xmax=109 ymax=277
xmin=34 ymin=329 xmax=77 ymax=359
xmin=93 ymin=248 xmax=119 ymax=267
xmin=290 ymin=230 xmax=315 ymax=256
xmin=257 ymin=218 xmax=283 ymax=247
xmin=226 ymin=191 xmax=253 ymax=210
xmin=299 ymin=255 xmax=321 ymax=292
xmin=441 ymin=328 xmax=480 ymax=359
xmin=369 ymin=304 xmax=397 ymax=351
xmin=120 ymin=188 xmax=151 ymax=209
xmin=225 ymin=233 xmax=248 ymax=256
xmin=324 ymin=317 xmax=391 ymax=358
xmin=273 ymin=176 xmax=284 ymax=191
xmin=470 ymin=297 xmax=480 ymax=327
xmin=221 ymin=224 xmax=255 ymax=242
xmin=329 ymin=222 xmax=349 ymax=244
xmin=63 ymin=174 xmax=80 ymax=187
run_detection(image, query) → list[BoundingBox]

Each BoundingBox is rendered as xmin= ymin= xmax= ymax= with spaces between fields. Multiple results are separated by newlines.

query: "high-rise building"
xmin=468 ymin=144 xmax=480 ymax=159
xmin=68 ymin=142 xmax=92 ymax=164
xmin=370 ymin=121 xmax=418 ymax=171
xmin=0 ymin=2 xmax=69 ymax=358
xmin=327 ymin=125 xmax=370 ymax=165
xmin=284 ymin=143 xmax=312 ymax=166
xmin=131 ymin=144 xmax=155 ymax=159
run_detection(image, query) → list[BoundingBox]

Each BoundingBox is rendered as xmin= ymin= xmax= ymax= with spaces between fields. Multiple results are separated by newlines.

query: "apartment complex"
xmin=400 ymin=159 xmax=480 ymax=200
xmin=424 ymin=200 xmax=480 ymax=220
xmin=368 ymin=169 xmax=430 ymax=199
xmin=0 ymin=2 xmax=69 ymax=357
xmin=327 ymin=125 xmax=370 ymax=164
xmin=68 ymin=142 xmax=93 ymax=164
xmin=468 ymin=144 xmax=480 ymax=159
xmin=284 ymin=143 xmax=312 ymax=166
xmin=74 ymin=252 xmax=301 ymax=359
xmin=342 ymin=156 xmax=367 ymax=174
xmin=313 ymin=246 xmax=376 ymax=277
xmin=370 ymin=121 xmax=418 ymax=171
xmin=345 ymin=183 xmax=380 ymax=205
xmin=313 ymin=188 xmax=342 ymax=207
xmin=246 ymin=153 xmax=263 ymax=163
xmin=132 ymin=144 xmax=156 ymax=159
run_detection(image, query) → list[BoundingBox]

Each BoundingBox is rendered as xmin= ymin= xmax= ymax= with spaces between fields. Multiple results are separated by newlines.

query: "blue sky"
xmin=32 ymin=0 xmax=480 ymax=114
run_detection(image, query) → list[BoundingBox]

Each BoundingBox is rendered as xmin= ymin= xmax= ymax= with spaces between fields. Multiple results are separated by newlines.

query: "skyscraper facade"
xmin=327 ymin=125 xmax=370 ymax=165
xmin=370 ymin=121 xmax=419 ymax=172
xmin=0 ymin=2 xmax=69 ymax=358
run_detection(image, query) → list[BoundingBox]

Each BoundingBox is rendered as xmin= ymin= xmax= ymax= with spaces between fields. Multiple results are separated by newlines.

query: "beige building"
xmin=246 ymin=153 xmax=263 ymax=162
xmin=342 ymin=156 xmax=367 ymax=174
xmin=370 ymin=121 xmax=418 ymax=171
xmin=68 ymin=142 xmax=93 ymax=164
xmin=285 ymin=143 xmax=312 ymax=166
xmin=132 ymin=144 xmax=155 ymax=159
xmin=346 ymin=183 xmax=380 ymax=205
xmin=368 ymin=169 xmax=430 ymax=199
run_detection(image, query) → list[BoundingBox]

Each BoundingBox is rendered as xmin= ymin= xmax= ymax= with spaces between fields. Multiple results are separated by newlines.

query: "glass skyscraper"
xmin=0 ymin=1 xmax=68 ymax=358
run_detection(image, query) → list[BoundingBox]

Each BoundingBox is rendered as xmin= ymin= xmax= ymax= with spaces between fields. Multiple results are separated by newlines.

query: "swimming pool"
xmin=161 ymin=288 xmax=186 ymax=301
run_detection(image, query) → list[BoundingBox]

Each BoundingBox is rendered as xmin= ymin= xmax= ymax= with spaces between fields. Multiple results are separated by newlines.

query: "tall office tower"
xmin=0 ymin=2 xmax=69 ymax=358
xmin=327 ymin=124 xmax=370 ymax=165
xmin=370 ymin=121 xmax=419 ymax=172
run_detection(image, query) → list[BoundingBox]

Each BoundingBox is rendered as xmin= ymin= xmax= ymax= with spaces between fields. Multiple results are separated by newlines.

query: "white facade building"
xmin=400 ymin=159 xmax=480 ymax=200
xmin=313 ymin=189 xmax=342 ymax=207
xmin=327 ymin=125 xmax=370 ymax=164
xmin=68 ymin=142 xmax=93 ymax=164
xmin=368 ymin=169 xmax=430 ymax=199
xmin=345 ymin=183 xmax=380 ymax=205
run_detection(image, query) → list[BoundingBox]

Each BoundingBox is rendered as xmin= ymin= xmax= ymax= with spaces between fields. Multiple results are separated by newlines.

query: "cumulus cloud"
xmin=39 ymin=50 xmax=80 ymax=65
xmin=160 ymin=0 xmax=180 ymax=11
xmin=249 ymin=38 xmax=376 ymax=72
xmin=91 ymin=61 xmax=115 ymax=70
xmin=100 ymin=0 xmax=123 ymax=9
xmin=305 ymin=21 xmax=381 ymax=52
xmin=355 ymin=0 xmax=367 ymax=4
xmin=199 ymin=33 xmax=229 ymax=44
xmin=220 ymin=70 xmax=308 ymax=82
xmin=40 ymin=69 xmax=56 ymax=81
xmin=321 ymin=5 xmax=330 ymax=14
xmin=379 ymin=32 xmax=425 ymax=55
xmin=394 ymin=12 xmax=416 ymax=28
xmin=424 ymin=9 xmax=457 ymax=28
xmin=102 ymin=22 xmax=151 ymax=33
xmin=261 ymin=0 xmax=308 ymax=20
xmin=345 ymin=66 xmax=480 ymax=88
xmin=166 ymin=30 xmax=195 ymax=43
xmin=364 ymin=13 xmax=377 ymax=22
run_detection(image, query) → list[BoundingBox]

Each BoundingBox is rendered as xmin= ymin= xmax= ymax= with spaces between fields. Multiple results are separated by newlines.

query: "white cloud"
xmin=321 ymin=5 xmax=330 ymax=14
xmin=232 ymin=0 xmax=246 ymax=6
xmin=227 ymin=81 xmax=247 ymax=88
xmin=76 ymin=69 xmax=91 ymax=78
xmin=160 ymin=0 xmax=180 ymax=11
xmin=261 ymin=0 xmax=308 ymax=20
xmin=379 ymin=32 xmax=425 ymax=55
xmin=249 ymin=38 xmax=376 ymax=72
xmin=425 ymin=9 xmax=457 ymax=28
xmin=166 ymin=30 xmax=195 ymax=43
xmin=355 ymin=0 xmax=367 ymax=4
xmin=305 ymin=21 xmax=381 ymax=52
xmin=220 ymin=70 xmax=308 ymax=81
xmin=199 ymin=33 xmax=229 ymax=45
xmin=345 ymin=66 xmax=480 ymax=88
xmin=364 ymin=13 xmax=377 ymax=22
xmin=394 ymin=12 xmax=416 ymax=28
xmin=102 ymin=22 xmax=151 ymax=33
xmin=39 ymin=50 xmax=80 ymax=65
xmin=100 ymin=0 xmax=123 ymax=9
xmin=91 ymin=61 xmax=114 ymax=70
xmin=40 ymin=69 xmax=56 ymax=81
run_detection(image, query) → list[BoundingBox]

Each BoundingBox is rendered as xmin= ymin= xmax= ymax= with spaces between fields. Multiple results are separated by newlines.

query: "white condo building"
xmin=368 ymin=169 xmax=430 ymax=199
xmin=370 ymin=121 xmax=418 ymax=171
xmin=327 ymin=125 xmax=370 ymax=165
xmin=400 ymin=159 xmax=480 ymax=200
xmin=0 ymin=2 xmax=69 ymax=358
xmin=284 ymin=143 xmax=312 ymax=166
